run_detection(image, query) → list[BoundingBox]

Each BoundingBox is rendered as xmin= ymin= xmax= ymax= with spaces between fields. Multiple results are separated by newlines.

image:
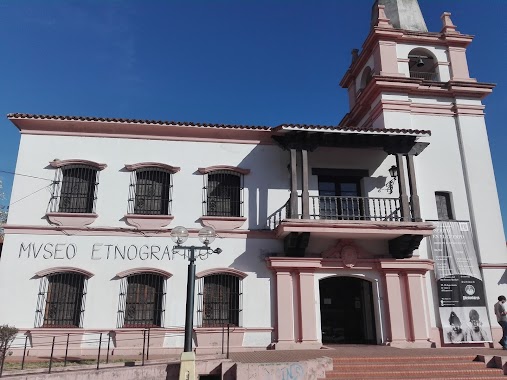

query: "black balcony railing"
xmin=409 ymin=71 xmax=439 ymax=81
xmin=311 ymin=196 xmax=402 ymax=221
xmin=268 ymin=195 xmax=412 ymax=229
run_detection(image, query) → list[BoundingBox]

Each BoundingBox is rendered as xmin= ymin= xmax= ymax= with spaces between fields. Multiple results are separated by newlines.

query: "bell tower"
xmin=340 ymin=0 xmax=485 ymax=129
xmin=340 ymin=0 xmax=505 ymax=320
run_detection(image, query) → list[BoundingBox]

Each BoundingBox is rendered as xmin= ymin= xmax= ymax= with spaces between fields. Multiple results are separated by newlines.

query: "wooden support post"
xmin=301 ymin=149 xmax=310 ymax=219
xmin=395 ymin=154 xmax=411 ymax=221
xmin=406 ymin=154 xmax=422 ymax=222
xmin=290 ymin=148 xmax=298 ymax=219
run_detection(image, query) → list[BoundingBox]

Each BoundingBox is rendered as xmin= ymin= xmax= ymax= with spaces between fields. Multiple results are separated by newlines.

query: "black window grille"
xmin=435 ymin=191 xmax=454 ymax=221
xmin=203 ymin=171 xmax=243 ymax=217
xmin=50 ymin=165 xmax=99 ymax=213
xmin=128 ymin=169 xmax=172 ymax=215
xmin=197 ymin=274 xmax=242 ymax=327
xmin=117 ymin=274 xmax=166 ymax=328
xmin=35 ymin=273 xmax=87 ymax=328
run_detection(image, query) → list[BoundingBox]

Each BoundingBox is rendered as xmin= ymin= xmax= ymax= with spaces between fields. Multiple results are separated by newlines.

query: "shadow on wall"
xmin=497 ymin=270 xmax=507 ymax=285
xmin=234 ymin=144 xmax=290 ymax=230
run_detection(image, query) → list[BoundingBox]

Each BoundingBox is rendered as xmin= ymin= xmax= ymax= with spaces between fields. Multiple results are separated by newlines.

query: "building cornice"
xmin=341 ymin=76 xmax=494 ymax=127
xmin=7 ymin=112 xmax=432 ymax=143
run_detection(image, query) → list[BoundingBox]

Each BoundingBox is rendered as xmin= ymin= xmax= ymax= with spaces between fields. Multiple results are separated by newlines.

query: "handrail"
xmin=310 ymin=195 xmax=404 ymax=221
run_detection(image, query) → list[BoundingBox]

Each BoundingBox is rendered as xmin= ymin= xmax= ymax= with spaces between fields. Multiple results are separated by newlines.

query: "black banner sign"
xmin=429 ymin=221 xmax=491 ymax=344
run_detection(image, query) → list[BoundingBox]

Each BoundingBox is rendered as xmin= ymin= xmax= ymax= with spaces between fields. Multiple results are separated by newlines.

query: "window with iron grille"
xmin=117 ymin=274 xmax=166 ymax=328
xmin=128 ymin=169 xmax=172 ymax=215
xmin=197 ymin=274 xmax=242 ymax=327
xmin=50 ymin=165 xmax=99 ymax=213
xmin=203 ymin=171 xmax=243 ymax=217
xmin=35 ymin=272 xmax=87 ymax=328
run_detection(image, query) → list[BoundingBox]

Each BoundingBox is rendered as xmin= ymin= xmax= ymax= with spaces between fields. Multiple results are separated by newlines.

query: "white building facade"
xmin=0 ymin=0 xmax=506 ymax=355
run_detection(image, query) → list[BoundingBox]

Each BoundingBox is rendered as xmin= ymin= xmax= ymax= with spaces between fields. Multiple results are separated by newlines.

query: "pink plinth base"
xmin=124 ymin=214 xmax=174 ymax=229
xmin=193 ymin=327 xmax=249 ymax=354
xmin=273 ymin=341 xmax=322 ymax=350
xmin=46 ymin=212 xmax=98 ymax=227
xmin=200 ymin=216 xmax=246 ymax=229
xmin=386 ymin=340 xmax=434 ymax=348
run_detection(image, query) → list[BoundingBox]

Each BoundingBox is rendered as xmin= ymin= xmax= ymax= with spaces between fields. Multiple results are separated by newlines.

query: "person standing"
xmin=494 ymin=295 xmax=507 ymax=349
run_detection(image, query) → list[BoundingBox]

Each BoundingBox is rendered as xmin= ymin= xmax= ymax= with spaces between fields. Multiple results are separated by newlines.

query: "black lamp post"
xmin=171 ymin=226 xmax=222 ymax=352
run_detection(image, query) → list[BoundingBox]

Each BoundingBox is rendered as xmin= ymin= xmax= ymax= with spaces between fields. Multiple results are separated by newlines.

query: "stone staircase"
xmin=321 ymin=355 xmax=506 ymax=379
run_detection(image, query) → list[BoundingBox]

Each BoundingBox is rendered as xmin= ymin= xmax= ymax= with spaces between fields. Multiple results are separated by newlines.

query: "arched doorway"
xmin=319 ymin=276 xmax=376 ymax=344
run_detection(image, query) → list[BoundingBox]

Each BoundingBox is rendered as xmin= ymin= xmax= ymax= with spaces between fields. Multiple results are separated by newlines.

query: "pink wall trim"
xmin=298 ymin=271 xmax=318 ymax=343
xmin=197 ymin=165 xmax=250 ymax=175
xmin=116 ymin=267 xmax=173 ymax=278
xmin=379 ymin=41 xmax=402 ymax=76
xmin=440 ymin=12 xmax=458 ymax=34
xmin=378 ymin=259 xmax=434 ymax=273
xmin=196 ymin=268 xmax=248 ymax=279
xmin=3 ymin=224 xmax=276 ymax=239
xmin=199 ymin=216 xmax=246 ymax=230
xmin=124 ymin=162 xmax=181 ymax=173
xmin=49 ymin=159 xmax=107 ymax=170
xmin=267 ymin=258 xmax=433 ymax=273
xmin=345 ymin=78 xmax=491 ymax=126
xmin=275 ymin=220 xmax=434 ymax=239
xmin=448 ymin=46 xmax=472 ymax=80
xmin=384 ymin=272 xmax=408 ymax=342
xmin=480 ymin=263 xmax=507 ymax=269
xmin=375 ymin=5 xmax=393 ymax=29
xmin=275 ymin=272 xmax=295 ymax=343
xmin=36 ymin=266 xmax=95 ymax=278
xmin=12 ymin=327 xmax=274 ymax=357
xmin=406 ymin=273 xmax=431 ymax=342
xmin=347 ymin=81 xmax=357 ymax=109
xmin=124 ymin=214 xmax=174 ymax=229
xmin=46 ymin=212 xmax=98 ymax=227
xmin=14 ymin=118 xmax=274 ymax=145
xmin=194 ymin=327 xmax=245 ymax=354
xmin=453 ymin=104 xmax=485 ymax=116
xmin=21 ymin=130 xmax=275 ymax=145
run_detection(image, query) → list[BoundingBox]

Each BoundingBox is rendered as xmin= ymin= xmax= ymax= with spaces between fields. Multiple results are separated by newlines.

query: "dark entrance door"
xmin=319 ymin=276 xmax=376 ymax=344
xmin=318 ymin=176 xmax=362 ymax=219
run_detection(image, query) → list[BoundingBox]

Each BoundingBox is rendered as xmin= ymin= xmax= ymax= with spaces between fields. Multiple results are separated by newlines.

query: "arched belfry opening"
xmin=319 ymin=276 xmax=377 ymax=344
xmin=408 ymin=48 xmax=439 ymax=81
xmin=360 ymin=66 xmax=373 ymax=90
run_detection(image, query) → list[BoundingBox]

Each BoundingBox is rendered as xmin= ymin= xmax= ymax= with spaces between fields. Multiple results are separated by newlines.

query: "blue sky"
xmin=0 ymin=1 xmax=505 ymax=235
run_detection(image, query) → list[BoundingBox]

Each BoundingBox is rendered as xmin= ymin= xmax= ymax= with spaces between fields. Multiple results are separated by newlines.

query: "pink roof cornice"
xmin=7 ymin=112 xmax=432 ymax=141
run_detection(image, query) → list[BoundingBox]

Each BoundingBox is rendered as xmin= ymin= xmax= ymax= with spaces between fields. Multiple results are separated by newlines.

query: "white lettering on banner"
xmin=18 ymin=242 xmax=176 ymax=261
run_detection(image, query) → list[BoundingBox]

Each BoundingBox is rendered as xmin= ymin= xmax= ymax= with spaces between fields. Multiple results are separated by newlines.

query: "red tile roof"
xmin=7 ymin=113 xmax=272 ymax=131
xmin=274 ymin=124 xmax=431 ymax=136
xmin=7 ymin=113 xmax=431 ymax=136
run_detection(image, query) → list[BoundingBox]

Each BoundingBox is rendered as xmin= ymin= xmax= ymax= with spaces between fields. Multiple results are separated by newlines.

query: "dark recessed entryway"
xmin=319 ymin=276 xmax=377 ymax=344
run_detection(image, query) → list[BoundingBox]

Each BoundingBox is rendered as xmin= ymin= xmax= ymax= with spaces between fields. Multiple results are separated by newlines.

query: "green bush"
xmin=0 ymin=325 xmax=18 ymax=367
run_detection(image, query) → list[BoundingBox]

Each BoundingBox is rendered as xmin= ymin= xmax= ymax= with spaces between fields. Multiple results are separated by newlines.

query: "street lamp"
xmin=170 ymin=226 xmax=222 ymax=353
xmin=387 ymin=165 xmax=398 ymax=194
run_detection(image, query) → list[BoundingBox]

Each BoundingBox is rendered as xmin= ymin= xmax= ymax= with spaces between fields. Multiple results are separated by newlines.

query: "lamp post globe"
xmin=198 ymin=226 xmax=216 ymax=245
xmin=170 ymin=226 xmax=189 ymax=245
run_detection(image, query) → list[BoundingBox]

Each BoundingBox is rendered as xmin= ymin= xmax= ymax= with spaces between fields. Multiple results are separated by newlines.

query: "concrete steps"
xmin=321 ymin=355 xmax=506 ymax=379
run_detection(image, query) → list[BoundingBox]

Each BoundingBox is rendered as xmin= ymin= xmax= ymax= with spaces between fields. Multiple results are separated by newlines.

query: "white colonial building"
xmin=0 ymin=0 xmax=505 ymax=356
